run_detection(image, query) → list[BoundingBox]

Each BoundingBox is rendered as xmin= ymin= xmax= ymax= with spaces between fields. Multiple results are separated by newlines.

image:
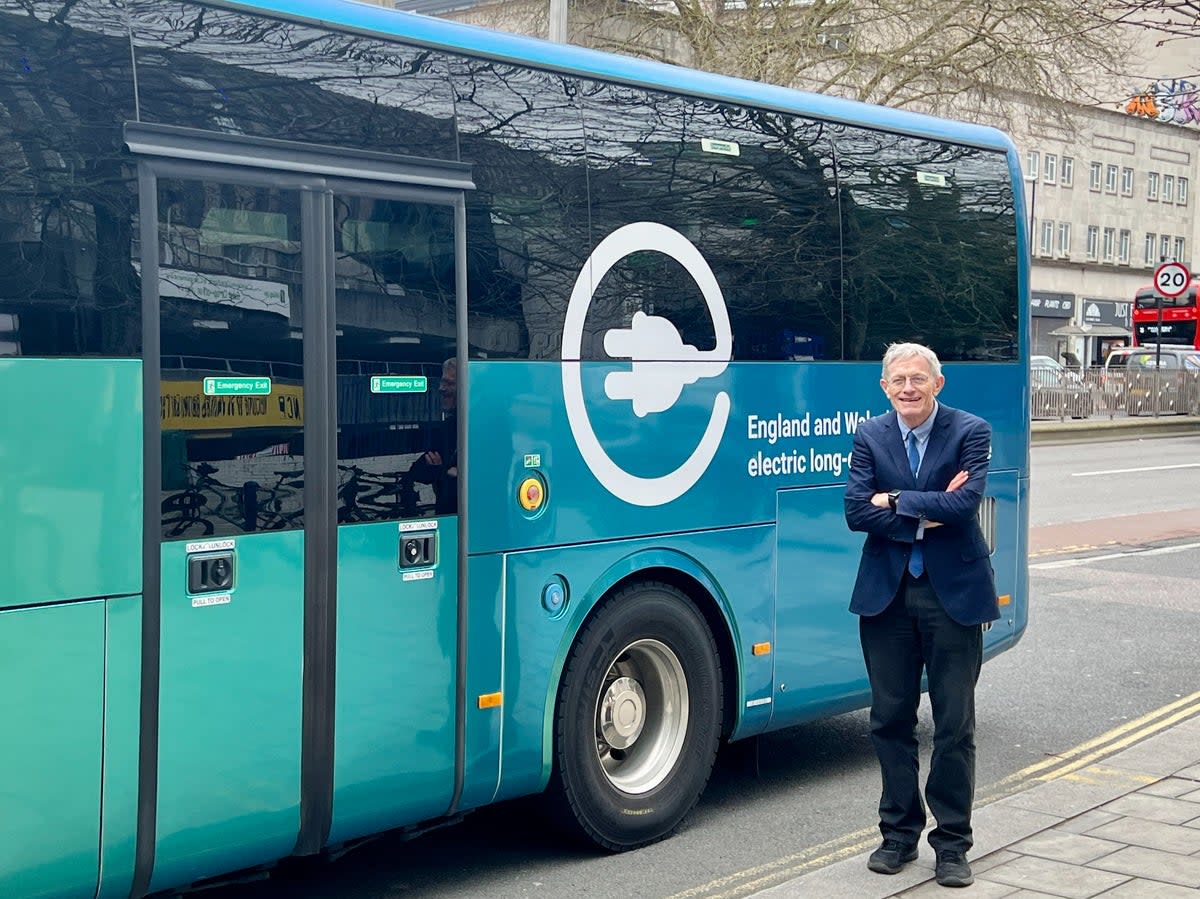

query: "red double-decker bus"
xmin=1133 ymin=275 xmax=1200 ymax=349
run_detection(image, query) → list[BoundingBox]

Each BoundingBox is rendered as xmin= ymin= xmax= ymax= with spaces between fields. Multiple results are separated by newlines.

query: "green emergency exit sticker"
xmin=203 ymin=377 xmax=271 ymax=396
xmin=370 ymin=375 xmax=428 ymax=394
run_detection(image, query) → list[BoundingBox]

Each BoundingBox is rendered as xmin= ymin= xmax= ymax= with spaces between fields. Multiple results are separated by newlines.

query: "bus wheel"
xmin=550 ymin=581 xmax=723 ymax=851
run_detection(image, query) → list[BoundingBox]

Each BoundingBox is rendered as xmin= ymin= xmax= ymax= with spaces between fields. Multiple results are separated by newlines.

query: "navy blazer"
xmin=844 ymin=404 xmax=999 ymax=627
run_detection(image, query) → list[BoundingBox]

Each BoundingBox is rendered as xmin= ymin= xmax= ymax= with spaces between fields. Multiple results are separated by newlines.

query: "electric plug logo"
xmin=562 ymin=222 xmax=732 ymax=506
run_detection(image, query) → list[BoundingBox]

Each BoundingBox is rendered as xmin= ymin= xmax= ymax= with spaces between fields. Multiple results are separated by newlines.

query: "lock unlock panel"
xmin=188 ymin=552 xmax=235 ymax=594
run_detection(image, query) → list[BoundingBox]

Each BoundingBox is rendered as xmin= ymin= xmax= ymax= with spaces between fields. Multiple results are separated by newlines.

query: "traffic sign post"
xmin=1154 ymin=260 xmax=1191 ymax=298
xmin=1150 ymin=261 xmax=1191 ymax=417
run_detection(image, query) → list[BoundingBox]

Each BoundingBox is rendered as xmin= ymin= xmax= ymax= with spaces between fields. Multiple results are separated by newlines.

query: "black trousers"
xmin=859 ymin=572 xmax=983 ymax=853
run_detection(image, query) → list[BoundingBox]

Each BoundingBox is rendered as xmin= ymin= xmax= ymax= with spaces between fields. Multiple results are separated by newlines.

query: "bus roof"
xmin=216 ymin=0 xmax=1019 ymax=156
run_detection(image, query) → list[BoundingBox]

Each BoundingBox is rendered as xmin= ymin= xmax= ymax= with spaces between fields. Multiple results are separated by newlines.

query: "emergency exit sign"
xmin=370 ymin=376 xmax=428 ymax=394
xmin=203 ymin=377 xmax=271 ymax=396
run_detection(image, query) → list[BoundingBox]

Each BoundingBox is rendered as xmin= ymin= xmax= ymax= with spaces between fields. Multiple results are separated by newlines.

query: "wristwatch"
xmin=888 ymin=490 xmax=901 ymax=512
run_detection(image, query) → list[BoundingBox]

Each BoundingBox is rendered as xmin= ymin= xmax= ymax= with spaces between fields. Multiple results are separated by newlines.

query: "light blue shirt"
xmin=897 ymin=401 xmax=939 ymax=475
xmin=897 ymin=402 xmax=939 ymax=540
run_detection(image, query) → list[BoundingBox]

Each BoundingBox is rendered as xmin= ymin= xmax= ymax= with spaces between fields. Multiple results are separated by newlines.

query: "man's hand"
xmin=871 ymin=492 xmax=891 ymax=509
xmin=424 ymin=450 xmax=443 ymax=467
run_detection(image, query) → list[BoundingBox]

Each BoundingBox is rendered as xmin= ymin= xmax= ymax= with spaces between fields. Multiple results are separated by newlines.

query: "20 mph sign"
xmin=1154 ymin=261 xmax=1192 ymax=297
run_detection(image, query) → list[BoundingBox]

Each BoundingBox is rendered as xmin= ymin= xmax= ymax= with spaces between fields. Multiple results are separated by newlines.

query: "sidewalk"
xmin=1031 ymin=414 xmax=1200 ymax=444
xmin=753 ymin=713 xmax=1200 ymax=898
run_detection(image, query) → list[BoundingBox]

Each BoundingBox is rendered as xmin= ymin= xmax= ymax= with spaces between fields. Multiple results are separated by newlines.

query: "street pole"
xmin=1153 ymin=257 xmax=1169 ymax=418
xmin=549 ymin=0 xmax=567 ymax=42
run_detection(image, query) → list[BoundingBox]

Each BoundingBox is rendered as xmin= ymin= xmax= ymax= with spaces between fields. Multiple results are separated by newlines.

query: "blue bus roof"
xmin=217 ymin=0 xmax=1019 ymax=155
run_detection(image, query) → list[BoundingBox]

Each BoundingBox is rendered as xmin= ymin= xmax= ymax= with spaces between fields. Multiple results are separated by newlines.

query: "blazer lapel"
xmin=882 ymin=411 xmax=915 ymax=487
xmin=916 ymin=406 xmax=954 ymax=490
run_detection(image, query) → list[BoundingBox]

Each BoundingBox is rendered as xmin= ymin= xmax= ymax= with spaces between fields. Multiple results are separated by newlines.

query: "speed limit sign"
xmin=1154 ymin=260 xmax=1192 ymax=297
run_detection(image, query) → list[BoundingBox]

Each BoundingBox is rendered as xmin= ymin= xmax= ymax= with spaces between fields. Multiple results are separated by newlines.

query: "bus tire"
xmin=549 ymin=581 xmax=723 ymax=851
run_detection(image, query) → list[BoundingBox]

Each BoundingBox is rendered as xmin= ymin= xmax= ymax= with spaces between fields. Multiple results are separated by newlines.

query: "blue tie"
xmin=907 ymin=433 xmax=924 ymax=578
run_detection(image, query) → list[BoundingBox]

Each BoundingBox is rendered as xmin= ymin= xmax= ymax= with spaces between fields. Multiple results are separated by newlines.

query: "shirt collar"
xmin=898 ymin=401 xmax=939 ymax=444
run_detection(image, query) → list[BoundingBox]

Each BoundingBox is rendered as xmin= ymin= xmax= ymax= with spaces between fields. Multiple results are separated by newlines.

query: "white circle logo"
xmin=561 ymin=222 xmax=732 ymax=507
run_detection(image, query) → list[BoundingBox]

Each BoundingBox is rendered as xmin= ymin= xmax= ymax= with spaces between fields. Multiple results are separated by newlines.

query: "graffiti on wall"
xmin=1125 ymin=79 xmax=1200 ymax=126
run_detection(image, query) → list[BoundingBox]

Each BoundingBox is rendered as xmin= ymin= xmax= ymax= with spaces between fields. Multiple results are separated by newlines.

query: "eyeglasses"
xmin=887 ymin=374 xmax=931 ymax=388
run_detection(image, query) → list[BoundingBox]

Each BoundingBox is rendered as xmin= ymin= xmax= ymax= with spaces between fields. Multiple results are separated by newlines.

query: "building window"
xmin=1040 ymin=220 xmax=1054 ymax=255
xmin=1148 ymin=172 xmax=1159 ymax=201
xmin=1089 ymin=162 xmax=1103 ymax=191
xmin=1175 ymin=237 xmax=1186 ymax=262
xmin=1044 ymin=154 xmax=1057 ymax=184
xmin=1161 ymin=234 xmax=1172 ymax=260
xmin=1179 ymin=177 xmax=1189 ymax=206
xmin=1103 ymin=227 xmax=1115 ymax=260
xmin=1145 ymin=232 xmax=1157 ymax=265
xmin=1058 ymin=222 xmax=1071 ymax=256
xmin=1025 ymin=150 xmax=1039 ymax=181
xmin=1061 ymin=156 xmax=1074 ymax=187
xmin=1121 ymin=167 xmax=1134 ymax=196
xmin=1105 ymin=164 xmax=1118 ymax=194
xmin=1163 ymin=174 xmax=1175 ymax=203
xmin=1087 ymin=225 xmax=1099 ymax=258
xmin=1119 ymin=229 xmax=1131 ymax=263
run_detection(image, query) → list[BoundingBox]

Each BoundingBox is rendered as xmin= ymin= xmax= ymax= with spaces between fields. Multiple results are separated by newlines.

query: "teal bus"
xmin=0 ymin=0 xmax=1030 ymax=895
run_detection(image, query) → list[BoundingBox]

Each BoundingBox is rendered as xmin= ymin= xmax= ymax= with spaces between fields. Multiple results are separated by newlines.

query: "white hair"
xmin=881 ymin=342 xmax=942 ymax=380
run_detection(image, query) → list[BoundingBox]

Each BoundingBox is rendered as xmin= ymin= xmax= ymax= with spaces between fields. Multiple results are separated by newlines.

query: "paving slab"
xmin=1102 ymin=724 xmax=1200 ymax=779
xmin=1057 ymin=809 xmax=1123 ymax=834
xmin=978 ymin=854 xmax=1131 ymax=898
xmin=1089 ymin=845 xmax=1200 ymax=887
xmin=1008 ymin=830 xmax=1123 ymax=865
xmin=998 ymin=777 xmax=1136 ymax=819
xmin=1084 ymin=817 xmax=1200 ymax=855
xmin=1100 ymin=795 xmax=1200 ymax=826
xmin=1102 ymin=881 xmax=1200 ymax=897
xmin=1144 ymin=779 xmax=1200 ymax=799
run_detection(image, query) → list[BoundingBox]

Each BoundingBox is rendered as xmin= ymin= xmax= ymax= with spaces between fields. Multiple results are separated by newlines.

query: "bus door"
xmin=149 ymin=169 xmax=310 ymax=891
xmin=327 ymin=187 xmax=462 ymax=844
xmin=136 ymin=137 xmax=470 ymax=891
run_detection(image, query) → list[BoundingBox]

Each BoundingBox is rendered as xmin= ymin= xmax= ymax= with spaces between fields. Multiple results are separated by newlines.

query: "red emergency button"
xmin=518 ymin=476 xmax=546 ymax=512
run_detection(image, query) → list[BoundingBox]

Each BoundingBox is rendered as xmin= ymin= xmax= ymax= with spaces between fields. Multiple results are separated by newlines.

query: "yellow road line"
xmin=667 ymin=690 xmax=1200 ymax=899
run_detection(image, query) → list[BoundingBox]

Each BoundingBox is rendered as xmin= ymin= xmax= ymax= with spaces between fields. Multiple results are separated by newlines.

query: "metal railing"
xmin=1031 ymin=366 xmax=1200 ymax=420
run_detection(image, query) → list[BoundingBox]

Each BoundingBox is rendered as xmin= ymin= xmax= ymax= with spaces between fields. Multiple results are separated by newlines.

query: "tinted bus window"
xmin=450 ymin=60 xmax=591 ymax=360
xmin=581 ymin=86 xmax=842 ymax=361
xmin=334 ymin=194 xmax=458 ymax=521
xmin=128 ymin=3 xmax=458 ymax=161
xmin=835 ymin=127 xmax=1018 ymax=362
xmin=156 ymin=178 xmax=305 ymax=539
xmin=0 ymin=0 xmax=139 ymax=357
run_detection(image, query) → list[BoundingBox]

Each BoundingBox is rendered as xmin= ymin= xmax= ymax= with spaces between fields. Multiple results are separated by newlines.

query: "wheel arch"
xmin=540 ymin=548 xmax=743 ymax=789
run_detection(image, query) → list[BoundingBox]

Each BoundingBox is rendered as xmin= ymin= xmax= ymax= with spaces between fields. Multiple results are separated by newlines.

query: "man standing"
xmin=844 ymin=343 xmax=999 ymax=889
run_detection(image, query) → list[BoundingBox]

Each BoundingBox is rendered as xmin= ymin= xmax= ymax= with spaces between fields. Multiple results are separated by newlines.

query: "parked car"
xmin=1113 ymin=347 xmax=1200 ymax=415
xmin=1031 ymin=355 xmax=1094 ymax=418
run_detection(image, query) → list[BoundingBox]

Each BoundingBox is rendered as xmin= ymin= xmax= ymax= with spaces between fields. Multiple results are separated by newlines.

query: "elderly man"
xmin=844 ymin=342 xmax=999 ymax=889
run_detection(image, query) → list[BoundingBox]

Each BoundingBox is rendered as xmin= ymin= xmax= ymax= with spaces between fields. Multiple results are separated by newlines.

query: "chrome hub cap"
xmin=593 ymin=638 xmax=689 ymax=794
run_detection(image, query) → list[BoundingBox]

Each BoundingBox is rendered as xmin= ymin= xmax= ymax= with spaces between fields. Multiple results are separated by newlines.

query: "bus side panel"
xmin=772 ymin=485 xmax=870 ymax=727
xmin=0 ymin=602 xmax=104 ymax=899
xmin=491 ymin=528 xmax=775 ymax=803
xmin=457 ymin=553 xmax=505 ymax=814
xmin=982 ymin=470 xmax=1023 ymax=652
xmin=97 ymin=595 xmax=143 ymax=899
xmin=150 ymin=535 xmax=304 ymax=891
xmin=0 ymin=358 xmax=142 ymax=609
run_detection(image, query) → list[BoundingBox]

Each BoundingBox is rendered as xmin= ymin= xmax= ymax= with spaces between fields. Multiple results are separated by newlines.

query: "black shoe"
xmin=935 ymin=850 xmax=974 ymax=887
xmin=867 ymin=839 xmax=918 ymax=874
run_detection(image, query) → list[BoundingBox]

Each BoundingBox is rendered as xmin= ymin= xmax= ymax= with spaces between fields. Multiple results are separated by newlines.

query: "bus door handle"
xmin=399 ymin=530 xmax=436 ymax=569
